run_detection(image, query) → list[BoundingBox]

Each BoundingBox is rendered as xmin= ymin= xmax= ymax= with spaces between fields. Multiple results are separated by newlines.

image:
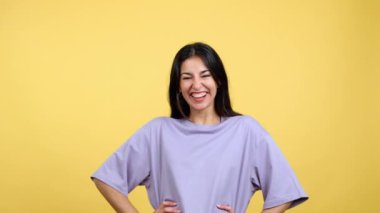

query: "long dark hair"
xmin=169 ymin=42 xmax=240 ymax=119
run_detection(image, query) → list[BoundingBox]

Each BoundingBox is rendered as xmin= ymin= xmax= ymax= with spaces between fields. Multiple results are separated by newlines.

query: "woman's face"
xmin=179 ymin=56 xmax=218 ymax=115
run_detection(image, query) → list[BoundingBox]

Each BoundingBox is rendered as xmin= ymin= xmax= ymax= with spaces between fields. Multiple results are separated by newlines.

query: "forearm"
xmin=93 ymin=178 xmax=138 ymax=213
xmin=262 ymin=202 xmax=292 ymax=213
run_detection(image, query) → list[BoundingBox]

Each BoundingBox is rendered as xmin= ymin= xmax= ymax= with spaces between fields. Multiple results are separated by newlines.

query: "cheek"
xmin=207 ymin=81 xmax=218 ymax=92
xmin=180 ymin=81 xmax=190 ymax=90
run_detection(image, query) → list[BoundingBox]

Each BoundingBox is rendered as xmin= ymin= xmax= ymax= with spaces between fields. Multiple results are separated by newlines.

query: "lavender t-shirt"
xmin=91 ymin=115 xmax=308 ymax=212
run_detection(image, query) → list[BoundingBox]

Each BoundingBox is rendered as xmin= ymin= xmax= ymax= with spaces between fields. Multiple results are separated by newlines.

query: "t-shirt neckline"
xmin=180 ymin=116 xmax=231 ymax=130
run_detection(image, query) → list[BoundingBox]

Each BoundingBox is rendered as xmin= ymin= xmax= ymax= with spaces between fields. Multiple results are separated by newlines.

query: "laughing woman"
xmin=91 ymin=42 xmax=308 ymax=213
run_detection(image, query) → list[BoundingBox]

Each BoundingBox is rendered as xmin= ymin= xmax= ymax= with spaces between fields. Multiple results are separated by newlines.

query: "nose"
xmin=192 ymin=77 xmax=202 ymax=90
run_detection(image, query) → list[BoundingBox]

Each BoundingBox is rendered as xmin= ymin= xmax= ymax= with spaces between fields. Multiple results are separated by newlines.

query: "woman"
xmin=91 ymin=42 xmax=308 ymax=213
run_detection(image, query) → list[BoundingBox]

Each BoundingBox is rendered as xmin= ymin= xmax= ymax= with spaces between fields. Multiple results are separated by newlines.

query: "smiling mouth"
xmin=190 ymin=92 xmax=207 ymax=98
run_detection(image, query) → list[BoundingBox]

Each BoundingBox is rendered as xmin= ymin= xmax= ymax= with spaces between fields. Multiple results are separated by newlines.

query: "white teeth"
xmin=191 ymin=92 xmax=207 ymax=98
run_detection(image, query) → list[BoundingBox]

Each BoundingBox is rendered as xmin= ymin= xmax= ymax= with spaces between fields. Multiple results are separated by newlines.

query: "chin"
xmin=189 ymin=104 xmax=212 ymax=112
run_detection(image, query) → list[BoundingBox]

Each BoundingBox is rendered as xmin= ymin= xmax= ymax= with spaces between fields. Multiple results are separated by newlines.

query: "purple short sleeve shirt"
xmin=92 ymin=115 xmax=308 ymax=212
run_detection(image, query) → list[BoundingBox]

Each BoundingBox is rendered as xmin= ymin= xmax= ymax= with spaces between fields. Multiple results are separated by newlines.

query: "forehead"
xmin=180 ymin=56 xmax=209 ymax=74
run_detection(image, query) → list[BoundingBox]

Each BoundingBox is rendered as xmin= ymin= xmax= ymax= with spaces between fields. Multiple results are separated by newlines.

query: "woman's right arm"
xmin=93 ymin=178 xmax=138 ymax=213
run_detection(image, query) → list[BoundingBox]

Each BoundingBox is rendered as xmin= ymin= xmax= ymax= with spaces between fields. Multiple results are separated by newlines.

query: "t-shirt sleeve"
xmin=250 ymin=121 xmax=308 ymax=209
xmin=91 ymin=123 xmax=151 ymax=197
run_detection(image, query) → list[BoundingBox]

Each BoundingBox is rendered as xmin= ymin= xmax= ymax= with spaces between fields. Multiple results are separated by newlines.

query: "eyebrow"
xmin=180 ymin=70 xmax=210 ymax=75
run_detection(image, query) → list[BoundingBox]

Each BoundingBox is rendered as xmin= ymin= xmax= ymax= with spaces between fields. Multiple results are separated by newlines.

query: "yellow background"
xmin=1 ymin=0 xmax=379 ymax=212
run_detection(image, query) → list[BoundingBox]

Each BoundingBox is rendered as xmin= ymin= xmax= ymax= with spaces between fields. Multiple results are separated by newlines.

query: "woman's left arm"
xmin=262 ymin=202 xmax=292 ymax=213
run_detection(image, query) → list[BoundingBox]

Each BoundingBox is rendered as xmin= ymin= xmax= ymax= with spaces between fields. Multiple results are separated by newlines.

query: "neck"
xmin=188 ymin=109 xmax=220 ymax=125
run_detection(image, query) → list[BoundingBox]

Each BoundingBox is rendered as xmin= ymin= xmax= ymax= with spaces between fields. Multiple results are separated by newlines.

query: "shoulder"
xmin=125 ymin=117 xmax=170 ymax=144
xmin=147 ymin=116 xmax=173 ymax=124
xmin=232 ymin=115 xmax=272 ymax=138
xmin=141 ymin=116 xmax=174 ymax=129
xmin=235 ymin=115 xmax=264 ymax=129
